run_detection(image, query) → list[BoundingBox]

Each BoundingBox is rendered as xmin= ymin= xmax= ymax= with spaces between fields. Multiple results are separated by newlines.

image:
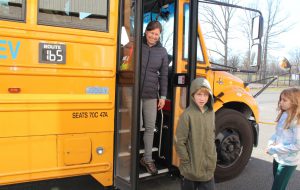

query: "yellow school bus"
xmin=0 ymin=0 xmax=263 ymax=189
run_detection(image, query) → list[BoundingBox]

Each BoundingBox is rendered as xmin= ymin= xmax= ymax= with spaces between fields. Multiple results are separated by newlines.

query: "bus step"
xmin=118 ymin=108 xmax=129 ymax=113
xmin=140 ymin=127 xmax=158 ymax=132
xmin=119 ymin=126 xmax=159 ymax=133
xmin=139 ymin=168 xmax=169 ymax=178
xmin=118 ymin=147 xmax=158 ymax=157
xmin=139 ymin=147 xmax=158 ymax=154
xmin=123 ymin=168 xmax=169 ymax=181
xmin=118 ymin=129 xmax=130 ymax=134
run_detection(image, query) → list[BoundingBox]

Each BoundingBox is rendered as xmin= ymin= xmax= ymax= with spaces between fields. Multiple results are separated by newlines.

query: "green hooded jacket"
xmin=175 ymin=77 xmax=217 ymax=181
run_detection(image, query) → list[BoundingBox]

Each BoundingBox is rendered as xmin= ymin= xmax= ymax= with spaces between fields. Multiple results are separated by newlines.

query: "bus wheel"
xmin=214 ymin=109 xmax=253 ymax=182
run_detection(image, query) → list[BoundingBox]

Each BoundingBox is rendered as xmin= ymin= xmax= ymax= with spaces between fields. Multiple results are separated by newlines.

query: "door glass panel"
xmin=115 ymin=0 xmax=136 ymax=183
xmin=116 ymin=86 xmax=133 ymax=181
xmin=197 ymin=2 xmax=261 ymax=66
xmin=183 ymin=3 xmax=204 ymax=62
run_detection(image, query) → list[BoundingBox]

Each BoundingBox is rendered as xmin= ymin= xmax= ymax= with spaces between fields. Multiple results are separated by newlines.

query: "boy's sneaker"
xmin=140 ymin=157 xmax=158 ymax=175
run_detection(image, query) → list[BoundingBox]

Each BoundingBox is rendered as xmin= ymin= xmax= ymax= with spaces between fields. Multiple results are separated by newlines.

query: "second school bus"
xmin=0 ymin=0 xmax=263 ymax=189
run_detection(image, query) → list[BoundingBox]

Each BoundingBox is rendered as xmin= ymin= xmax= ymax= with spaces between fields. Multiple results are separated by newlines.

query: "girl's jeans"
xmin=272 ymin=159 xmax=296 ymax=190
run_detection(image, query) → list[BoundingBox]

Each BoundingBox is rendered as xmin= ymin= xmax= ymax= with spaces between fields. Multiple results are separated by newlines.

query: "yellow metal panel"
xmin=0 ymin=0 xmax=118 ymax=186
xmin=213 ymin=72 xmax=259 ymax=121
xmin=0 ymin=94 xmax=114 ymax=137
xmin=0 ymin=132 xmax=113 ymax=186
xmin=172 ymin=87 xmax=186 ymax=167
xmin=58 ymin=135 xmax=92 ymax=165
xmin=90 ymin=132 xmax=114 ymax=186
xmin=56 ymin=132 xmax=114 ymax=186
xmin=0 ymin=135 xmax=56 ymax=179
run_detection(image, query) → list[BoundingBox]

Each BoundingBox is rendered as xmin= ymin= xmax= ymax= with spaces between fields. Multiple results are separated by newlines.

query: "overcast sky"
xmin=277 ymin=0 xmax=300 ymax=56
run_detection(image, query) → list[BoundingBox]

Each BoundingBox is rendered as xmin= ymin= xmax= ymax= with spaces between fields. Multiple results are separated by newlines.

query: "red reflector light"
xmin=8 ymin=88 xmax=21 ymax=93
xmin=162 ymin=99 xmax=171 ymax=111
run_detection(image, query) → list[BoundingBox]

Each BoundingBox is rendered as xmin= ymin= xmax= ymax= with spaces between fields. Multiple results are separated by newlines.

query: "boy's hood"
xmin=190 ymin=78 xmax=214 ymax=110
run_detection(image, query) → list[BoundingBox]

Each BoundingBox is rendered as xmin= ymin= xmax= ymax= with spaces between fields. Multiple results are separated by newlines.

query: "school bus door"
xmin=171 ymin=0 xmax=201 ymax=167
xmin=114 ymin=0 xmax=142 ymax=189
xmin=114 ymin=1 xmax=199 ymax=189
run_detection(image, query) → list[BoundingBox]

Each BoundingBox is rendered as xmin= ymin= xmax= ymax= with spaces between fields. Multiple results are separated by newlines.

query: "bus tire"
xmin=214 ymin=109 xmax=253 ymax=182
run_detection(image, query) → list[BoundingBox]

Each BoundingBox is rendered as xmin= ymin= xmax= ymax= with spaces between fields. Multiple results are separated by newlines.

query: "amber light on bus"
xmin=8 ymin=88 xmax=21 ymax=93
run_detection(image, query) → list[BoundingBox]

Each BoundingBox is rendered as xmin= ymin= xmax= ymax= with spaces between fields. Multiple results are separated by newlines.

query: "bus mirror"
xmin=252 ymin=15 xmax=263 ymax=40
xmin=250 ymin=44 xmax=261 ymax=67
xmin=279 ymin=57 xmax=291 ymax=71
xmin=121 ymin=26 xmax=129 ymax=46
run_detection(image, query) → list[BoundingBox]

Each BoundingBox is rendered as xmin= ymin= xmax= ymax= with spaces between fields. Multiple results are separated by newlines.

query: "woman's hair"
xmin=145 ymin=21 xmax=162 ymax=32
xmin=276 ymin=87 xmax=300 ymax=129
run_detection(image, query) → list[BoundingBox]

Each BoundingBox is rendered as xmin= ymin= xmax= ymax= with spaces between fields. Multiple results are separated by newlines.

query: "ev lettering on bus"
xmin=0 ymin=40 xmax=20 ymax=60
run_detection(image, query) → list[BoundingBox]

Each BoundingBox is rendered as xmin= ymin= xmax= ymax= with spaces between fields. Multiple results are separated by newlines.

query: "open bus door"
xmin=114 ymin=0 xmax=142 ymax=189
xmin=170 ymin=0 xmax=200 ymax=171
xmin=114 ymin=1 xmax=198 ymax=189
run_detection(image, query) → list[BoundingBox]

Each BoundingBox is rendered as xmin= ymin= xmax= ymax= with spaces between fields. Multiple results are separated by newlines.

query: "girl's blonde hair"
xmin=276 ymin=87 xmax=300 ymax=129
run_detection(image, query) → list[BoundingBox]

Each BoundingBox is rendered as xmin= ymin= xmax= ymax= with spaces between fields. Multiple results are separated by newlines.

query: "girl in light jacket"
xmin=266 ymin=87 xmax=300 ymax=190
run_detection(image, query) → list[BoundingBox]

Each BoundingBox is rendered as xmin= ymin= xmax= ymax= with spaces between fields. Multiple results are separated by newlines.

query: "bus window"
xmin=0 ymin=0 xmax=25 ymax=21
xmin=37 ymin=0 xmax=109 ymax=31
xmin=183 ymin=3 xmax=204 ymax=62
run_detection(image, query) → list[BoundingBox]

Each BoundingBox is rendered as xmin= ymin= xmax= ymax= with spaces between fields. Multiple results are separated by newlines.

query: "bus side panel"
xmin=0 ymin=136 xmax=57 ymax=182
xmin=0 ymin=133 xmax=113 ymax=186
xmin=0 ymin=32 xmax=116 ymax=186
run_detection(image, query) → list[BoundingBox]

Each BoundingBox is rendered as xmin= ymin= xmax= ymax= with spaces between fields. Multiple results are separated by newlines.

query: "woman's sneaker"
xmin=140 ymin=157 xmax=158 ymax=175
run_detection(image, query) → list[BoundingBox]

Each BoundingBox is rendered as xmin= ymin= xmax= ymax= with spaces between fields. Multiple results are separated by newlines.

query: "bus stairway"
xmin=138 ymin=109 xmax=170 ymax=178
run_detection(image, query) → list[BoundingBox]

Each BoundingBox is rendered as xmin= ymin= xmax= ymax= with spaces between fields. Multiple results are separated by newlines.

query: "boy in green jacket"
xmin=175 ymin=77 xmax=217 ymax=190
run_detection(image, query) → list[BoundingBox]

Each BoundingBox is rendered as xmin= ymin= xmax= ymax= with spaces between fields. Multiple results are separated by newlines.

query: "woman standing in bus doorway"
xmin=266 ymin=87 xmax=300 ymax=190
xmin=140 ymin=21 xmax=168 ymax=175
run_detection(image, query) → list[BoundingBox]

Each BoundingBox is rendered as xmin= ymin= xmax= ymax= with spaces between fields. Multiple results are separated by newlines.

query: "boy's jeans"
xmin=181 ymin=177 xmax=215 ymax=190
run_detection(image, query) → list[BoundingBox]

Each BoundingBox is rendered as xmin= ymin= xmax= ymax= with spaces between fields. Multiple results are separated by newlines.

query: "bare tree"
xmin=260 ymin=0 xmax=293 ymax=81
xmin=288 ymin=48 xmax=300 ymax=85
xmin=199 ymin=0 xmax=239 ymax=66
xmin=289 ymin=48 xmax=300 ymax=74
xmin=266 ymin=55 xmax=282 ymax=76
xmin=228 ymin=55 xmax=240 ymax=67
